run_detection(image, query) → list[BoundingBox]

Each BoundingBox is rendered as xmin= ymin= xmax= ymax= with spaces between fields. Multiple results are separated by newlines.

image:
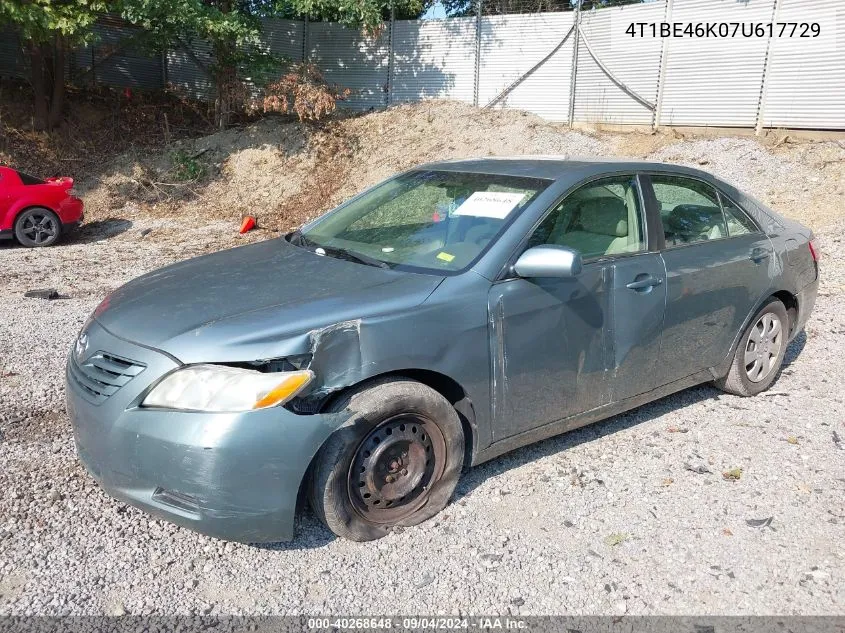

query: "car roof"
xmin=417 ymin=156 xmax=718 ymax=184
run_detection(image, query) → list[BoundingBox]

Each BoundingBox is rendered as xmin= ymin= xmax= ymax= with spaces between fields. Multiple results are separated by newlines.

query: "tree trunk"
xmin=29 ymin=44 xmax=48 ymax=131
xmin=48 ymin=36 xmax=66 ymax=130
xmin=215 ymin=64 xmax=233 ymax=130
xmin=213 ymin=32 xmax=235 ymax=131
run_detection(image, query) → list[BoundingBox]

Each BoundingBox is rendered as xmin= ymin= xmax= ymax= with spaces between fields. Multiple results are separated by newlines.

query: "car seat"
xmin=666 ymin=205 xmax=725 ymax=245
xmin=552 ymin=197 xmax=630 ymax=257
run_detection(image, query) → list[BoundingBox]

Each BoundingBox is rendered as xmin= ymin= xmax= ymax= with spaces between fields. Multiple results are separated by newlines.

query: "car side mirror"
xmin=513 ymin=245 xmax=583 ymax=279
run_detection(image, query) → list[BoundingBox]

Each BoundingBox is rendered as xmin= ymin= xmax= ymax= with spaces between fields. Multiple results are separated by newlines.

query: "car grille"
xmin=69 ymin=352 xmax=146 ymax=405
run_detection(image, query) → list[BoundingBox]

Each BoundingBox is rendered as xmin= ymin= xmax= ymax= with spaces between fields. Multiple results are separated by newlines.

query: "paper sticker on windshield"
xmin=452 ymin=191 xmax=526 ymax=219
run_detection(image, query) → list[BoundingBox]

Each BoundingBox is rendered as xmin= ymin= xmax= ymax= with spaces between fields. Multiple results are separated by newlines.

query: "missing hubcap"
xmin=347 ymin=414 xmax=446 ymax=523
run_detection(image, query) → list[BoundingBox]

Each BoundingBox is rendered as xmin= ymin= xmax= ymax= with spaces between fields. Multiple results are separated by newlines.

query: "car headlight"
xmin=141 ymin=365 xmax=314 ymax=412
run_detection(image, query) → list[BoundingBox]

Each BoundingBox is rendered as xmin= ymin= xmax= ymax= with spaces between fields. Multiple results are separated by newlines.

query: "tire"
xmin=715 ymin=298 xmax=789 ymax=397
xmin=309 ymin=378 xmax=464 ymax=541
xmin=14 ymin=208 xmax=62 ymax=247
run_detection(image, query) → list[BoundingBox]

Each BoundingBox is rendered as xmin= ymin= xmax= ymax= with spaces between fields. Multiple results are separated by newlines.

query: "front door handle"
xmin=626 ymin=275 xmax=663 ymax=291
xmin=750 ymin=247 xmax=771 ymax=262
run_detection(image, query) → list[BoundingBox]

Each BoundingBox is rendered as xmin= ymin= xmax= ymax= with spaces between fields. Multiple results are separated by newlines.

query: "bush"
xmin=260 ymin=63 xmax=351 ymax=122
xmin=170 ymin=150 xmax=206 ymax=181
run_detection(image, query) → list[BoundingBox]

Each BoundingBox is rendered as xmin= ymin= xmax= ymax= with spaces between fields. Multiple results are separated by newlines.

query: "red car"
xmin=0 ymin=166 xmax=84 ymax=247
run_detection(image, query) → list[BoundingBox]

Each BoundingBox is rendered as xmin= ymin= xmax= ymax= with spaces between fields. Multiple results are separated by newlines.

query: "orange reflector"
xmin=253 ymin=371 xmax=313 ymax=409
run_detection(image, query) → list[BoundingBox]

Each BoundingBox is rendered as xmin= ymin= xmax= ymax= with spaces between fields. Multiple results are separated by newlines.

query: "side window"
xmin=720 ymin=194 xmax=758 ymax=237
xmin=528 ymin=175 xmax=645 ymax=260
xmin=652 ymin=175 xmax=727 ymax=247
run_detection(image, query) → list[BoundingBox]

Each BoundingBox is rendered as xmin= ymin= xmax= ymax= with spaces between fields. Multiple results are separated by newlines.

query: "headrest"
xmin=667 ymin=205 xmax=723 ymax=236
xmin=579 ymin=198 xmax=628 ymax=237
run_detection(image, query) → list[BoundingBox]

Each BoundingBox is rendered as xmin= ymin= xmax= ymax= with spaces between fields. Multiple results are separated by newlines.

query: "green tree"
xmin=441 ymin=0 xmax=645 ymax=18
xmin=120 ymin=0 xmax=273 ymax=129
xmin=122 ymin=0 xmax=430 ymax=129
xmin=285 ymin=0 xmax=429 ymax=28
xmin=0 ymin=0 xmax=109 ymax=130
xmin=2 ymin=0 xmax=432 ymax=132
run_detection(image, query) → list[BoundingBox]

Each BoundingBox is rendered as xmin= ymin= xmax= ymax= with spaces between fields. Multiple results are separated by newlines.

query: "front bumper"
xmin=66 ymin=319 xmax=344 ymax=543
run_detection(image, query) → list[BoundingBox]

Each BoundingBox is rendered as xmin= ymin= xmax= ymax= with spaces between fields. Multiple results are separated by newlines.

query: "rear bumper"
xmin=59 ymin=197 xmax=84 ymax=223
xmin=793 ymin=276 xmax=818 ymax=338
xmin=66 ymin=320 xmax=344 ymax=543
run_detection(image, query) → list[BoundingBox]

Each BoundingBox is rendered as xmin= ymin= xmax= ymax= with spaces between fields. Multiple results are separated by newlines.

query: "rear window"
xmin=17 ymin=171 xmax=45 ymax=185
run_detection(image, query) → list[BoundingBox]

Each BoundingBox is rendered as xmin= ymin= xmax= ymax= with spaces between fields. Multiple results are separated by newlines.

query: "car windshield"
xmin=294 ymin=170 xmax=551 ymax=274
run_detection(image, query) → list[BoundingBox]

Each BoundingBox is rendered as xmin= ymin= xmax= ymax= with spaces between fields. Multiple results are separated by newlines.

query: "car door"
xmin=487 ymin=174 xmax=667 ymax=441
xmin=644 ymin=174 xmax=774 ymax=385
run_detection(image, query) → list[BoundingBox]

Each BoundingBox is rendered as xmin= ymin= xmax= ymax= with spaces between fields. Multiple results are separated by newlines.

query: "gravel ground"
xmin=1 ymin=136 xmax=844 ymax=616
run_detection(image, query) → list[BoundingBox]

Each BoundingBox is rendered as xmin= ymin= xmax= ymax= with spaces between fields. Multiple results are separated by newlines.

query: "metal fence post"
xmin=653 ymin=0 xmax=673 ymax=130
xmin=474 ymin=0 xmax=482 ymax=107
xmin=755 ymin=0 xmax=782 ymax=135
xmin=387 ymin=5 xmax=395 ymax=107
xmin=567 ymin=0 xmax=581 ymax=127
xmin=303 ymin=16 xmax=309 ymax=62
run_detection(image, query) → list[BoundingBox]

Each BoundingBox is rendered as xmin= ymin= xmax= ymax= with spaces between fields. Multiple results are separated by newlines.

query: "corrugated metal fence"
xmin=1 ymin=0 xmax=843 ymax=130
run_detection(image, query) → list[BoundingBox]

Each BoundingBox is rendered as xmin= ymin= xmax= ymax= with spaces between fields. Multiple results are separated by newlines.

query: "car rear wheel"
xmin=715 ymin=298 xmax=789 ymax=396
xmin=14 ymin=208 xmax=61 ymax=247
xmin=309 ymin=378 xmax=464 ymax=541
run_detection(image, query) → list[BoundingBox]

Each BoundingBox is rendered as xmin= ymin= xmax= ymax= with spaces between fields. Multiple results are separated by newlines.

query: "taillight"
xmin=808 ymin=239 xmax=820 ymax=262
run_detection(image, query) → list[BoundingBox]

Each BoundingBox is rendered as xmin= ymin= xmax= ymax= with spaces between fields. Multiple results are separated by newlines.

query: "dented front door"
xmin=487 ymin=263 xmax=610 ymax=441
xmin=488 ymin=252 xmax=668 ymax=441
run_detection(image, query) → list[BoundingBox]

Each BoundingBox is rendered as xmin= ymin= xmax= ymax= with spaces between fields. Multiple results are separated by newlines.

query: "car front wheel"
xmin=14 ymin=208 xmax=62 ymax=247
xmin=309 ymin=378 xmax=465 ymax=541
xmin=715 ymin=298 xmax=789 ymax=396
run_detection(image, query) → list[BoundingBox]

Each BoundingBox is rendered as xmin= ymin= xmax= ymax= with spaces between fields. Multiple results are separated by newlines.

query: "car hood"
xmin=95 ymin=238 xmax=444 ymax=363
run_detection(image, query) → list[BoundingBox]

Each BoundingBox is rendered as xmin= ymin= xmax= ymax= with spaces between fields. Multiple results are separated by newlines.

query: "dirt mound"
xmin=0 ymin=79 xmax=215 ymax=180
xmin=69 ymin=100 xmax=845 ymax=233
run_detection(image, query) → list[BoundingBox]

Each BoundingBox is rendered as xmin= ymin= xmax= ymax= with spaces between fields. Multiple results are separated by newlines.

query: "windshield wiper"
xmin=288 ymin=230 xmax=391 ymax=269
xmin=287 ymin=229 xmax=315 ymax=247
xmin=320 ymin=246 xmax=392 ymax=269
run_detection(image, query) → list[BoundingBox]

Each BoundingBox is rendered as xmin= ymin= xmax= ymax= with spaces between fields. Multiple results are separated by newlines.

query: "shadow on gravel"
xmin=783 ymin=330 xmax=807 ymax=366
xmin=453 ymin=384 xmax=723 ymax=503
xmin=251 ymin=512 xmax=337 ymax=551
xmin=0 ymin=218 xmax=133 ymax=250
xmin=72 ymin=218 xmax=134 ymax=244
xmin=455 ymin=329 xmax=811 ymax=502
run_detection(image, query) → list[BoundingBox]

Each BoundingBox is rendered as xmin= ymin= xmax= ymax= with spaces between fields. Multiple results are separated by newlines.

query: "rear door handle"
xmin=750 ymin=247 xmax=771 ymax=262
xmin=626 ymin=275 xmax=663 ymax=291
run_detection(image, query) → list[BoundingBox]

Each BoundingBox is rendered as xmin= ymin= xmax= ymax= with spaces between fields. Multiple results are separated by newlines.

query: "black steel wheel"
xmin=309 ymin=378 xmax=464 ymax=541
xmin=348 ymin=413 xmax=446 ymax=524
xmin=14 ymin=208 xmax=61 ymax=247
